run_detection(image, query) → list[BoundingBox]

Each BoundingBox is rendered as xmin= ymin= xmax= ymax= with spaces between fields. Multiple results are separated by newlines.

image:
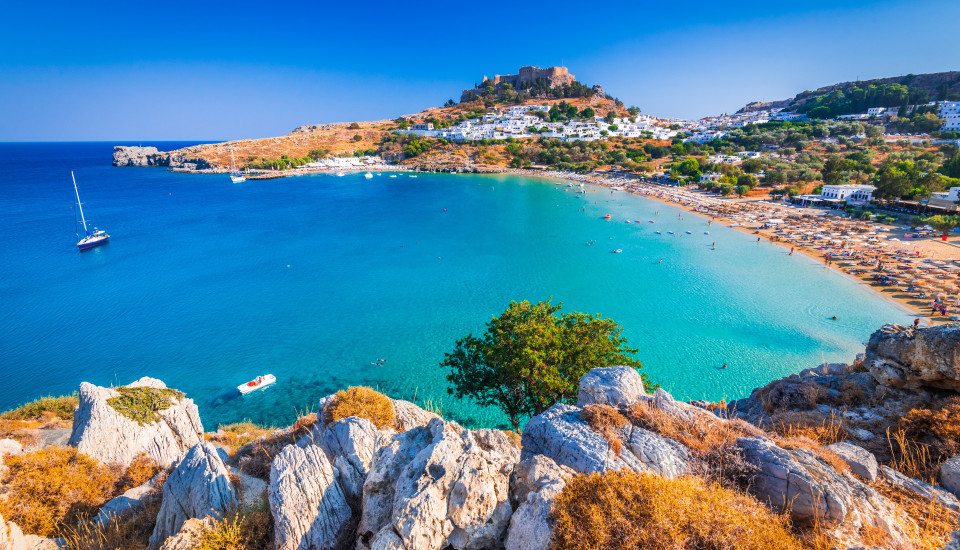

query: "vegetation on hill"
xmin=323 ymin=386 xmax=395 ymax=429
xmin=107 ymin=386 xmax=185 ymax=425
xmin=441 ymin=299 xmax=649 ymax=431
xmin=0 ymin=394 xmax=78 ymax=421
xmin=796 ymin=82 xmax=933 ymax=119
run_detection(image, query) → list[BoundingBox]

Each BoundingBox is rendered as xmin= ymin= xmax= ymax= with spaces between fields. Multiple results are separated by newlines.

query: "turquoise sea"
xmin=0 ymin=143 xmax=910 ymax=429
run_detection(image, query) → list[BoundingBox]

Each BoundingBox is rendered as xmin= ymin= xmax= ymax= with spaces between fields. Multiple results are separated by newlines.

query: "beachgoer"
xmin=659 ymin=259 xmax=663 ymax=264
xmin=789 ymin=247 xmax=794 ymax=255
xmin=722 ymin=363 xmax=727 ymax=369
xmin=913 ymin=318 xmax=920 ymax=328
xmin=832 ymin=316 xmax=837 ymax=320
xmin=757 ymin=237 xmax=761 ymax=243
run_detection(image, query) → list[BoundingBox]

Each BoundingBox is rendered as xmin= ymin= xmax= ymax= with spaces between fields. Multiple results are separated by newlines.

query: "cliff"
xmin=112 ymin=145 xmax=215 ymax=170
xmin=3 ymin=323 xmax=960 ymax=549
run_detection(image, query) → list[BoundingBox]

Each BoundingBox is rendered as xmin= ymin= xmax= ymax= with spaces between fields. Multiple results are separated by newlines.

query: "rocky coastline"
xmin=2 ymin=323 xmax=960 ymax=549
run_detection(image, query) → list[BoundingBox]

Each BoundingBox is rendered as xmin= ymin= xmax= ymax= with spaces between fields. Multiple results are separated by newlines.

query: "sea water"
xmin=0 ymin=143 xmax=910 ymax=429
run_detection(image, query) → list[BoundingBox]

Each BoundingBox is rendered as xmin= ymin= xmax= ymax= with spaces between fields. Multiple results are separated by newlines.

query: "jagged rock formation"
xmin=149 ymin=442 xmax=238 ymax=547
xmin=69 ymin=377 xmax=203 ymax=468
xmin=504 ymin=456 xmax=574 ymax=550
xmin=112 ymin=146 xmax=213 ymax=170
xmin=865 ymin=324 xmax=960 ymax=391
xmin=576 ymin=365 xmax=648 ymax=407
xmin=269 ymin=444 xmax=355 ymax=550
xmin=826 ymin=441 xmax=879 ymax=482
xmin=941 ymin=457 xmax=960 ymax=497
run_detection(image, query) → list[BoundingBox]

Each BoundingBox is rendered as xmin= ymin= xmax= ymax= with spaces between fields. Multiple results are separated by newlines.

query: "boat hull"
xmin=237 ymin=374 xmax=276 ymax=394
xmin=77 ymin=236 xmax=109 ymax=250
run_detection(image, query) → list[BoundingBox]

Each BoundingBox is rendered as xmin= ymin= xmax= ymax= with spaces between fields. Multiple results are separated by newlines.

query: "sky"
xmin=0 ymin=0 xmax=957 ymax=141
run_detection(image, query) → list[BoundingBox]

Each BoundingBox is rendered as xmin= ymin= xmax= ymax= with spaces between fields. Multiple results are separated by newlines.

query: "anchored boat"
xmin=72 ymin=172 xmax=109 ymax=251
xmin=229 ymin=150 xmax=245 ymax=183
xmin=238 ymin=374 xmax=276 ymax=394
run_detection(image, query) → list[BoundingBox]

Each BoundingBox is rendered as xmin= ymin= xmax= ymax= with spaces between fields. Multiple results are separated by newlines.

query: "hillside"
xmin=739 ymin=70 xmax=960 ymax=115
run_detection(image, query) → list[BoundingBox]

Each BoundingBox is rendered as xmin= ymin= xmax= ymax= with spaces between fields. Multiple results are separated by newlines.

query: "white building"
xmin=939 ymin=101 xmax=960 ymax=132
xmin=820 ymin=184 xmax=875 ymax=204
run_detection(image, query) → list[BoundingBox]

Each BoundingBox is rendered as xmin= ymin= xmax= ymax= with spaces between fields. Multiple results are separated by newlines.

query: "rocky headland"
xmin=2 ymin=323 xmax=960 ymax=549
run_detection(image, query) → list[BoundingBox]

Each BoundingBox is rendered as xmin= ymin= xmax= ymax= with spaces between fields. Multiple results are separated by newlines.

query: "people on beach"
xmin=789 ymin=247 xmax=794 ymax=256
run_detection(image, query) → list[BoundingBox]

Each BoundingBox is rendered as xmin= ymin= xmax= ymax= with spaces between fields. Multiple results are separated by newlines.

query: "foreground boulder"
xmin=358 ymin=418 xmax=520 ymax=550
xmin=737 ymin=436 xmax=907 ymax=544
xmin=576 ymin=366 xmax=647 ymax=407
xmin=269 ymin=444 xmax=354 ymax=550
xmin=825 ymin=441 xmax=879 ymax=482
xmin=95 ymin=471 xmax=165 ymax=525
xmin=69 ymin=377 xmax=203 ymax=468
xmin=504 ymin=456 xmax=575 ymax=550
xmin=149 ymin=442 xmax=238 ymax=547
xmin=866 ymin=323 xmax=960 ymax=391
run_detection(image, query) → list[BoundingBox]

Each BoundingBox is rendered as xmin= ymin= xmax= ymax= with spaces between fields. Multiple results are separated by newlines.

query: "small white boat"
xmin=409 ymin=175 xmax=418 ymax=178
xmin=238 ymin=374 xmax=276 ymax=394
xmin=611 ymin=249 xmax=623 ymax=253
xmin=228 ymin=150 xmax=245 ymax=183
xmin=390 ymin=174 xmax=397 ymax=178
xmin=655 ymin=231 xmax=662 ymax=235
xmin=704 ymin=231 xmax=710 ymax=235
xmin=336 ymin=172 xmax=346 ymax=177
xmin=667 ymin=231 xmax=675 ymax=235
xmin=685 ymin=231 xmax=692 ymax=234
xmin=364 ymin=172 xmax=373 ymax=179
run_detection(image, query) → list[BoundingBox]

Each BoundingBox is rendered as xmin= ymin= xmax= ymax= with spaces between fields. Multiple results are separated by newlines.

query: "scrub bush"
xmin=107 ymin=386 xmax=185 ymax=425
xmin=323 ymin=386 xmax=395 ymax=429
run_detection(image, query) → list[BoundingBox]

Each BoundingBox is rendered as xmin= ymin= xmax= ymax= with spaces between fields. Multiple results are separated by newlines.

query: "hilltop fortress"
xmin=461 ymin=65 xmax=577 ymax=102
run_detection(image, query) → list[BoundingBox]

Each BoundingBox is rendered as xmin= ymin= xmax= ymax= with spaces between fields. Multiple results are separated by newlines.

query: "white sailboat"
xmin=72 ymin=172 xmax=109 ymax=251
xmin=229 ymin=150 xmax=245 ymax=183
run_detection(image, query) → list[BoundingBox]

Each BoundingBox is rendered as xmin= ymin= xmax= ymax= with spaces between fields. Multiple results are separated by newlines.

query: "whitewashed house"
xmin=820 ymin=184 xmax=875 ymax=204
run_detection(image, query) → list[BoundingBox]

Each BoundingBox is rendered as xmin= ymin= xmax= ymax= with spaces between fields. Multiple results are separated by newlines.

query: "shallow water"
xmin=0 ymin=143 xmax=910 ymax=429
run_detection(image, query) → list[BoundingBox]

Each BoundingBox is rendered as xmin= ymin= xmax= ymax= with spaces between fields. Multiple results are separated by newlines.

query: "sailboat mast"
xmin=71 ymin=171 xmax=89 ymax=234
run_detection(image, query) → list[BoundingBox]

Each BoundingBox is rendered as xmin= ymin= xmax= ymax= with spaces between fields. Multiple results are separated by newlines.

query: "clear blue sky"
xmin=1 ymin=0 xmax=957 ymax=141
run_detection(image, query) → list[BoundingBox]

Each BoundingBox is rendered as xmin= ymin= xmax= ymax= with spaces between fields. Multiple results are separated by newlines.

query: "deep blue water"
xmin=0 ymin=142 xmax=911 ymax=429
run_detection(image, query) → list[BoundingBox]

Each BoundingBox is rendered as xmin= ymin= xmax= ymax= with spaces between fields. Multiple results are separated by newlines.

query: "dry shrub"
xmin=61 ymin=498 xmax=161 ymax=550
xmin=0 ymin=447 xmax=119 ymax=536
xmin=195 ymin=501 xmax=274 ymax=550
xmin=0 ymin=419 xmax=42 ymax=447
xmin=114 ymin=452 xmax=160 ymax=493
xmin=211 ymin=422 xmax=276 ymax=455
xmin=887 ymin=427 xmax=942 ymax=482
xmin=234 ymin=413 xmax=318 ymax=480
xmin=580 ymin=404 xmax=628 ymax=456
xmin=901 ymin=397 xmax=960 ymax=460
xmin=502 ymin=430 xmax=522 ymax=448
xmin=552 ymin=471 xmax=802 ymax=550
xmin=776 ymin=436 xmax=849 ymax=474
xmin=625 ymin=401 xmax=763 ymax=487
xmin=1 ymin=394 xmax=79 ymax=421
xmin=768 ymin=410 xmax=848 ymax=446
xmin=870 ymin=477 xmax=958 ymax=550
xmin=323 ymin=386 xmax=395 ymax=429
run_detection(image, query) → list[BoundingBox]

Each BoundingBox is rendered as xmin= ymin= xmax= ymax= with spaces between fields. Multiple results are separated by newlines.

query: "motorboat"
xmin=364 ymin=172 xmax=373 ymax=179
xmin=611 ymin=249 xmax=623 ymax=253
xmin=238 ymin=374 xmax=276 ymax=394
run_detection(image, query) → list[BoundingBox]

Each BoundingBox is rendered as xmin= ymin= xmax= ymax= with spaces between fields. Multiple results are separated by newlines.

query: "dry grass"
xmin=323 ymin=386 xmax=395 ymax=429
xmin=776 ymin=436 xmax=849 ymax=474
xmin=552 ymin=471 xmax=802 ymax=550
xmin=502 ymin=430 xmax=522 ymax=448
xmin=0 ymin=447 xmax=120 ymax=536
xmin=0 ymin=419 xmax=42 ymax=447
xmin=114 ymin=452 xmax=159 ymax=493
xmin=580 ymin=404 xmax=629 ymax=456
xmin=210 ymin=422 xmax=277 ymax=455
xmin=900 ymin=397 xmax=960 ymax=462
xmin=194 ymin=501 xmax=274 ymax=550
xmin=61 ymin=498 xmax=161 ymax=550
xmin=870 ymin=477 xmax=958 ymax=550
xmin=887 ymin=427 xmax=942 ymax=482
xmin=234 ymin=413 xmax=318 ymax=480
xmin=0 ymin=394 xmax=79 ymax=421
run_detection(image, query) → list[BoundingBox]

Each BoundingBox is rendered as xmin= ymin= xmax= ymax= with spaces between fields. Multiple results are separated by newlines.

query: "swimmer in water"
xmin=659 ymin=258 xmax=663 ymax=264
xmin=722 ymin=363 xmax=727 ymax=369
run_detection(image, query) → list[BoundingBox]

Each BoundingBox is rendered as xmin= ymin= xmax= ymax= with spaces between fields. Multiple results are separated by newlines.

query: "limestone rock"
xmin=149 ymin=442 xmax=238 ymax=547
xmin=0 ymin=439 xmax=23 ymax=458
xmin=520 ymin=403 xmax=689 ymax=477
xmin=881 ymin=465 xmax=960 ymax=511
xmin=865 ymin=324 xmax=960 ymax=391
xmin=940 ymin=456 xmax=960 ymax=497
xmin=95 ymin=471 xmax=165 ymax=525
xmin=69 ymin=379 xmax=203 ymax=468
xmin=21 ymin=536 xmax=60 ymax=550
xmin=0 ymin=513 xmax=27 ymax=550
xmin=737 ymin=436 xmax=908 ymax=546
xmin=158 ymin=518 xmax=215 ymax=550
xmin=230 ymin=468 xmax=268 ymax=508
xmin=391 ymin=399 xmax=441 ymax=432
xmin=576 ymin=366 xmax=647 ymax=408
xmin=317 ymin=416 xmax=393 ymax=506
xmin=112 ymin=146 xmax=213 ymax=170
xmin=826 ymin=441 xmax=879 ymax=482
xmin=269 ymin=444 xmax=354 ymax=550
xmin=505 ymin=456 xmax=574 ymax=550
xmin=359 ymin=419 xmax=520 ymax=550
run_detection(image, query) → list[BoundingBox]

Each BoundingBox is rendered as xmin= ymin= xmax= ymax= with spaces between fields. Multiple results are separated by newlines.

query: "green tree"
xmin=441 ymin=300 xmax=649 ymax=431
xmin=579 ymin=107 xmax=595 ymax=118
xmin=737 ymin=174 xmax=759 ymax=189
xmin=735 ymin=184 xmax=750 ymax=197
xmin=719 ymin=183 xmax=735 ymax=196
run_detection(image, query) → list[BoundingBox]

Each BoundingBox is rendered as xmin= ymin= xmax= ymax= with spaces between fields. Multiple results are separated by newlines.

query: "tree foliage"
xmin=441 ymin=300 xmax=649 ymax=431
